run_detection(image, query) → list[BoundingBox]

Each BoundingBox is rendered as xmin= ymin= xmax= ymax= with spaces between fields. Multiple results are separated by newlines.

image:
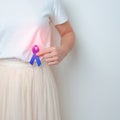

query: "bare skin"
xmin=36 ymin=21 xmax=75 ymax=65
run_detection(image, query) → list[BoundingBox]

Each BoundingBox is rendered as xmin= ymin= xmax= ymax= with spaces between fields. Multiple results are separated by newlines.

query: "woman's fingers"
xmin=45 ymin=56 xmax=59 ymax=62
xmin=36 ymin=47 xmax=55 ymax=56
xmin=48 ymin=61 xmax=59 ymax=65
xmin=43 ymin=52 xmax=56 ymax=59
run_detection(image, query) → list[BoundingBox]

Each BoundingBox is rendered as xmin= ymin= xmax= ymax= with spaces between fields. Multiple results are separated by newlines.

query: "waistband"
xmin=0 ymin=58 xmax=45 ymax=68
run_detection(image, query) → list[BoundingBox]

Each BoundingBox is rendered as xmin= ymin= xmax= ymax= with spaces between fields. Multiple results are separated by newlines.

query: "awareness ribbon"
xmin=29 ymin=45 xmax=41 ymax=66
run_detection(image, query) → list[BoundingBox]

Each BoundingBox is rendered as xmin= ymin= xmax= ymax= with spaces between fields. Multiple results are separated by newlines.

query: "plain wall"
xmin=51 ymin=0 xmax=120 ymax=120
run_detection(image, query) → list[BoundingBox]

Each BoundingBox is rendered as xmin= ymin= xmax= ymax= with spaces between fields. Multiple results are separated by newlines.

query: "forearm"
xmin=60 ymin=31 xmax=75 ymax=56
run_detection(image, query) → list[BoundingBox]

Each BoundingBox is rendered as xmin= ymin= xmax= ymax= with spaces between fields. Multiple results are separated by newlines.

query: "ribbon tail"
xmin=36 ymin=56 xmax=41 ymax=66
xmin=30 ymin=55 xmax=36 ymax=65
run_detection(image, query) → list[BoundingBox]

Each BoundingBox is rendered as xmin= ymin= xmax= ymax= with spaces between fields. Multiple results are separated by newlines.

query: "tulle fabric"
xmin=0 ymin=59 xmax=61 ymax=120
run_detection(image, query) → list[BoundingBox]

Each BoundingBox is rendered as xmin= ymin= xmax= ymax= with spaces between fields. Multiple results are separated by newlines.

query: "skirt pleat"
xmin=0 ymin=59 xmax=61 ymax=120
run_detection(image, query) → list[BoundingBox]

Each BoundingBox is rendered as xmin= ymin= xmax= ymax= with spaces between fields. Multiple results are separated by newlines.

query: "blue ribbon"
xmin=29 ymin=45 xmax=41 ymax=66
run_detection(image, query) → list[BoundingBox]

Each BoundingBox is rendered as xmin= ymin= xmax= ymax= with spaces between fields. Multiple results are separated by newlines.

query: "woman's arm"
xmin=55 ymin=21 xmax=75 ymax=56
xmin=37 ymin=21 xmax=75 ymax=65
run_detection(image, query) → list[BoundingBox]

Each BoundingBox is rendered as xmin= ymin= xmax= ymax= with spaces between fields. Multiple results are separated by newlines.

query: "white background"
xmin=51 ymin=0 xmax=120 ymax=120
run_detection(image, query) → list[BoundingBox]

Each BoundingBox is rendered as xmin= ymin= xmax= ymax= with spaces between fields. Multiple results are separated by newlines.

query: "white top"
xmin=0 ymin=0 xmax=68 ymax=62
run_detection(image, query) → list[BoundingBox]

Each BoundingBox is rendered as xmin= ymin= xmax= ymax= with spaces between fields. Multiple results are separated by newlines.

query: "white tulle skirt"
xmin=0 ymin=58 xmax=61 ymax=120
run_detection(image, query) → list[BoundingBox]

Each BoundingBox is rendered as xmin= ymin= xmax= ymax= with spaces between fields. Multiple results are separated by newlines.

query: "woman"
xmin=0 ymin=0 xmax=75 ymax=120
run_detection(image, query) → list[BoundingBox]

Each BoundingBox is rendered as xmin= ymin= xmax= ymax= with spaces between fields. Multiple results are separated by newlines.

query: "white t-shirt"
xmin=0 ymin=0 xmax=68 ymax=62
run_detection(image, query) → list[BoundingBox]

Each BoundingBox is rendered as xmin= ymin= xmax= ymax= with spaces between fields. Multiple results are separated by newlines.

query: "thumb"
xmin=36 ymin=47 xmax=52 ymax=56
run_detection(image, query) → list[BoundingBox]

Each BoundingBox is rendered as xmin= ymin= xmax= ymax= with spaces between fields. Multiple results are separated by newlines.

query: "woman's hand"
xmin=36 ymin=46 xmax=68 ymax=65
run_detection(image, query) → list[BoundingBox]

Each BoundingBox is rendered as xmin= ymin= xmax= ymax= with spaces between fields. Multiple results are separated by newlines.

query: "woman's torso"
xmin=0 ymin=0 xmax=53 ymax=62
